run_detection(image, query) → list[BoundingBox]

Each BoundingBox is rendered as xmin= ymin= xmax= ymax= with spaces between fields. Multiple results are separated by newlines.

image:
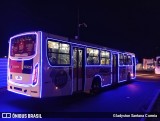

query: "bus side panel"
xmin=127 ymin=66 xmax=133 ymax=79
xmin=43 ymin=67 xmax=72 ymax=97
xmin=119 ymin=66 xmax=127 ymax=82
xmin=100 ymin=67 xmax=112 ymax=86
xmin=119 ymin=65 xmax=134 ymax=82
xmin=85 ymin=66 xmax=112 ymax=92
xmin=41 ymin=33 xmax=72 ymax=97
xmin=40 ymin=32 xmax=46 ymax=98
xmin=30 ymin=31 xmax=41 ymax=98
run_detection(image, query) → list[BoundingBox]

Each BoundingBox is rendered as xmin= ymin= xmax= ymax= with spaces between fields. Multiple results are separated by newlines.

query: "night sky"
xmin=0 ymin=0 xmax=160 ymax=62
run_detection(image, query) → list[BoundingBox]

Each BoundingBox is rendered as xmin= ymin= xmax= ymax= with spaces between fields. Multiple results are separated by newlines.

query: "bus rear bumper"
xmin=7 ymin=82 xmax=40 ymax=98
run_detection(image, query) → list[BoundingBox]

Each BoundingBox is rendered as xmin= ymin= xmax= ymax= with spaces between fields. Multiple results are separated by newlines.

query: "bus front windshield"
xmin=10 ymin=34 xmax=36 ymax=57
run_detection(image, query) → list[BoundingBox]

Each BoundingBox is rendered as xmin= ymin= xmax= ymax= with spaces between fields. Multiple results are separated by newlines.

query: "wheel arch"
xmin=91 ymin=74 xmax=102 ymax=89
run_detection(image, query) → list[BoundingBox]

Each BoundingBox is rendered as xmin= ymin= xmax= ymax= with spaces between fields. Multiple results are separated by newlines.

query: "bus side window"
xmin=87 ymin=48 xmax=99 ymax=65
xmin=100 ymin=50 xmax=110 ymax=65
xmin=93 ymin=57 xmax=99 ymax=64
xmin=87 ymin=56 xmax=94 ymax=65
xmin=47 ymin=40 xmax=70 ymax=66
xmin=48 ymin=53 xmax=57 ymax=65
xmin=124 ymin=54 xmax=127 ymax=65
xmin=50 ymin=57 xmax=57 ymax=64
xmin=58 ymin=54 xmax=70 ymax=65
xmin=127 ymin=55 xmax=132 ymax=65
xmin=119 ymin=53 xmax=124 ymax=65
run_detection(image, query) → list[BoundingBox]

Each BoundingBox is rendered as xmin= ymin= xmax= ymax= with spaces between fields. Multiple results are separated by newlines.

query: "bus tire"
xmin=91 ymin=76 xmax=101 ymax=94
xmin=127 ymin=72 xmax=131 ymax=81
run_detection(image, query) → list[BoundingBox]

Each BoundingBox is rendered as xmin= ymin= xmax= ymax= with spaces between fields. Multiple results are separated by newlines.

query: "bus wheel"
xmin=127 ymin=72 xmax=131 ymax=81
xmin=91 ymin=76 xmax=101 ymax=94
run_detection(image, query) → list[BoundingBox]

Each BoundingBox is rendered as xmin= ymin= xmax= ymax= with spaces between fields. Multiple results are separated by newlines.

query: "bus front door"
xmin=132 ymin=57 xmax=136 ymax=78
xmin=112 ymin=53 xmax=118 ymax=85
xmin=73 ymin=47 xmax=85 ymax=92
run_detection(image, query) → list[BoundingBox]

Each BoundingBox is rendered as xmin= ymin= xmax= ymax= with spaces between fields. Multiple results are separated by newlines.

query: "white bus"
xmin=155 ymin=56 xmax=160 ymax=74
xmin=7 ymin=31 xmax=136 ymax=98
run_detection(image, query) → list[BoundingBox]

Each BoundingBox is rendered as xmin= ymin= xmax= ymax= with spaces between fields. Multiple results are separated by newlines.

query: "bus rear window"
xmin=10 ymin=34 xmax=36 ymax=57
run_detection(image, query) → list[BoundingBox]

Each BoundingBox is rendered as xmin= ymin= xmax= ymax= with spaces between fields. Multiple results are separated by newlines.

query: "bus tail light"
xmin=32 ymin=64 xmax=39 ymax=86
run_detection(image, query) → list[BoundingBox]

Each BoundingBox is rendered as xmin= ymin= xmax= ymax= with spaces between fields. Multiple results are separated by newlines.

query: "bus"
xmin=155 ymin=56 xmax=160 ymax=74
xmin=143 ymin=58 xmax=155 ymax=71
xmin=7 ymin=31 xmax=136 ymax=98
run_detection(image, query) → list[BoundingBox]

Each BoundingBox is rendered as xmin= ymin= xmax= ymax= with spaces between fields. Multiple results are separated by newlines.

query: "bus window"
xmin=47 ymin=40 xmax=70 ymax=65
xmin=127 ymin=55 xmax=132 ymax=65
xmin=123 ymin=54 xmax=127 ymax=65
xmin=119 ymin=53 xmax=124 ymax=65
xmin=100 ymin=51 xmax=110 ymax=65
xmin=87 ymin=48 xmax=99 ymax=65
xmin=10 ymin=34 xmax=36 ymax=57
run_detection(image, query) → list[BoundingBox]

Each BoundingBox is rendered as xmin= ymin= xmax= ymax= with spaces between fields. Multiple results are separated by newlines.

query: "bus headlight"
xmin=32 ymin=63 xmax=39 ymax=86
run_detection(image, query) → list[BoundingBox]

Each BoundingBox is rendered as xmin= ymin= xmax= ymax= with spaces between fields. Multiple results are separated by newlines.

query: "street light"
xmin=76 ymin=8 xmax=87 ymax=40
xmin=79 ymin=23 xmax=87 ymax=28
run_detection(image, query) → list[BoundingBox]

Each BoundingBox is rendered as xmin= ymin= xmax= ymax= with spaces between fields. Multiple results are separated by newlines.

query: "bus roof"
xmin=11 ymin=31 xmax=135 ymax=56
xmin=44 ymin=31 xmax=135 ymax=55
